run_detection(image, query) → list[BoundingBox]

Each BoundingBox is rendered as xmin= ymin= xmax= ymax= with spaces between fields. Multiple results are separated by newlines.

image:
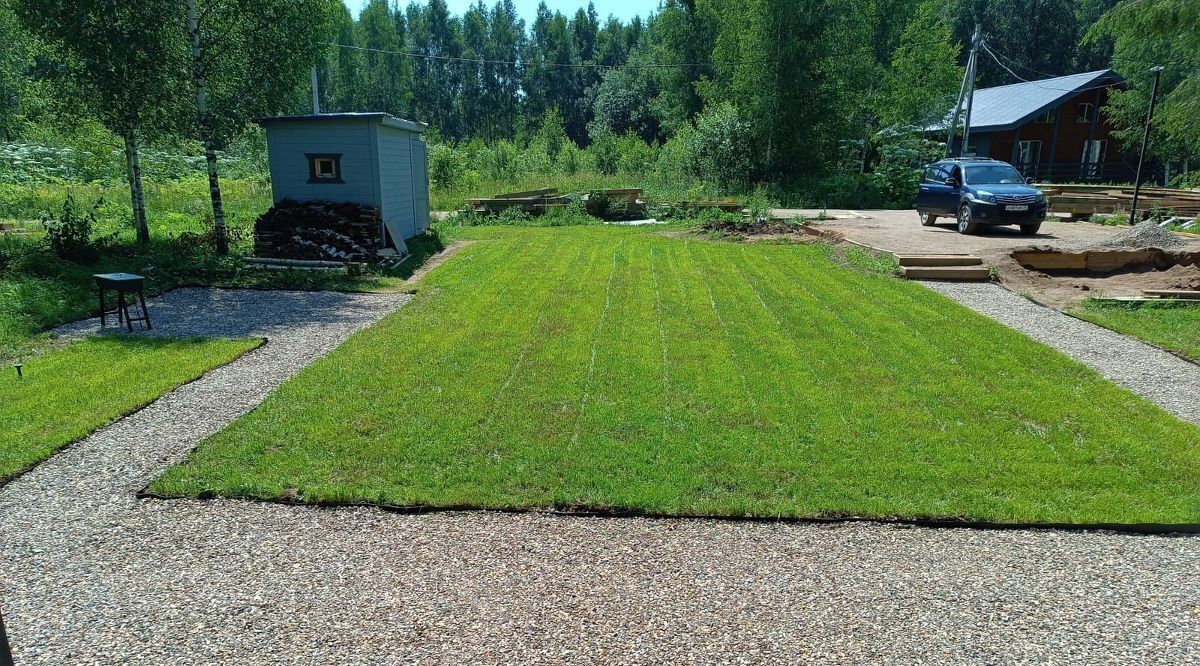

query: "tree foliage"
xmin=1088 ymin=0 xmax=1200 ymax=161
xmin=5 ymin=0 xmax=1199 ymax=198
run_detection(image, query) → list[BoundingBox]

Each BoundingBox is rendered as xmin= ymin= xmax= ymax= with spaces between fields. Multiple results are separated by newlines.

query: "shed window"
xmin=306 ymin=154 xmax=343 ymax=183
xmin=1077 ymin=103 xmax=1095 ymax=123
xmin=1034 ymin=109 xmax=1057 ymax=124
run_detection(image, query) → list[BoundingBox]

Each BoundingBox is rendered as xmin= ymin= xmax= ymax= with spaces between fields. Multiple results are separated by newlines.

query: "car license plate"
xmin=1005 ymin=204 xmax=1029 ymax=211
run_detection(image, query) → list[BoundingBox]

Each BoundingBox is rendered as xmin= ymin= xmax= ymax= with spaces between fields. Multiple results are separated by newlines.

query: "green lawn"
xmin=1075 ymin=299 xmax=1200 ymax=363
xmin=1 ymin=335 xmax=261 ymax=481
xmin=151 ymin=226 xmax=1200 ymax=524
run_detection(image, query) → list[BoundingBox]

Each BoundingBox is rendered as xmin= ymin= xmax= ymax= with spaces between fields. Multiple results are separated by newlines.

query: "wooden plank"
xmin=1143 ymin=289 xmax=1200 ymax=300
xmin=494 ymin=188 xmax=558 ymax=199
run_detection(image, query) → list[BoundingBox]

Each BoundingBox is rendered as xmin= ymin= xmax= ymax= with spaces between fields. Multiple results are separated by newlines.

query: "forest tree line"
xmin=1 ymin=0 xmax=1198 ymax=209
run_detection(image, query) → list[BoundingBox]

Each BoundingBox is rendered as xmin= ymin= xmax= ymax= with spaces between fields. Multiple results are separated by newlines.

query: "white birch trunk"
xmin=123 ymin=131 xmax=149 ymax=245
xmin=187 ymin=0 xmax=228 ymax=254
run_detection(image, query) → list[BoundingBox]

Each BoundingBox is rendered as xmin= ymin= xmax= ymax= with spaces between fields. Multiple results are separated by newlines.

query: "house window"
xmin=1081 ymin=140 xmax=1107 ymax=179
xmin=1081 ymin=140 xmax=1106 ymax=164
xmin=1034 ymin=109 xmax=1057 ymax=124
xmin=1077 ymin=103 xmax=1095 ymax=124
xmin=1018 ymin=140 xmax=1043 ymax=168
xmin=306 ymin=153 xmax=343 ymax=183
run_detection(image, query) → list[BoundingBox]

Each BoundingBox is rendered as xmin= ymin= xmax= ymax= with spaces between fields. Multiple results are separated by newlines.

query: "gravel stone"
xmin=1072 ymin=220 xmax=1188 ymax=251
xmin=922 ymin=281 xmax=1200 ymax=426
xmin=2 ymin=287 xmax=1198 ymax=664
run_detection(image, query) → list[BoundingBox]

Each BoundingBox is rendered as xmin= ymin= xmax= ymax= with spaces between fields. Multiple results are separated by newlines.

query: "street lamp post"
xmin=1129 ymin=65 xmax=1165 ymax=225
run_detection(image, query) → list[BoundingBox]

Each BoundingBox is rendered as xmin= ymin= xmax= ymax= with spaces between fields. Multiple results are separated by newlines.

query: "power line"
xmin=980 ymin=41 xmax=1128 ymax=95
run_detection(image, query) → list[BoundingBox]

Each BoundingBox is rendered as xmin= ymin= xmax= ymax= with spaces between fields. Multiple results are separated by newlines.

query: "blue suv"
xmin=916 ymin=158 xmax=1048 ymax=235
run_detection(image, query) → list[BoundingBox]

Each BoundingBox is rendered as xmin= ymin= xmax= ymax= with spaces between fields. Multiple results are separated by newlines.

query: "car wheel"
xmin=957 ymin=205 xmax=978 ymax=234
xmin=919 ymin=211 xmax=937 ymax=226
xmin=1019 ymin=222 xmax=1041 ymax=236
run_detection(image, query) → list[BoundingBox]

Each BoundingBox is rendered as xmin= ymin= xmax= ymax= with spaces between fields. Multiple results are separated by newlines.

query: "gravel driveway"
xmin=805 ymin=210 xmax=1200 ymax=259
xmin=2 ymin=287 xmax=1198 ymax=664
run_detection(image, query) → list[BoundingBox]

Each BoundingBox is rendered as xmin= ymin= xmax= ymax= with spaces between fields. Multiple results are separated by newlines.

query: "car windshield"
xmin=964 ymin=164 xmax=1025 ymax=184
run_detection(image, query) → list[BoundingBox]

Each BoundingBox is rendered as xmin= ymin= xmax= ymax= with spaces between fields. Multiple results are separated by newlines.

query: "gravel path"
xmin=923 ymin=281 xmax=1200 ymax=426
xmin=2 ymin=287 xmax=1198 ymax=664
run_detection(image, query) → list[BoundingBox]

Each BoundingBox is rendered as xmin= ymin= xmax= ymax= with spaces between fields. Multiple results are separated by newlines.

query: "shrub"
xmin=867 ymin=127 xmax=945 ymax=207
xmin=41 ymin=193 xmax=99 ymax=263
xmin=587 ymin=132 xmax=620 ymax=176
xmin=617 ymin=133 xmax=659 ymax=177
xmin=691 ymin=102 xmax=756 ymax=193
xmin=429 ymin=143 xmax=469 ymax=190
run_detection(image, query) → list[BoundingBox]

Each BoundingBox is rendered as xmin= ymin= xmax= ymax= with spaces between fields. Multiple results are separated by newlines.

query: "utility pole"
xmin=1129 ymin=65 xmax=1164 ymax=225
xmin=960 ymin=25 xmax=982 ymax=157
xmin=945 ymin=58 xmax=970 ymax=157
xmin=311 ymin=66 xmax=321 ymax=115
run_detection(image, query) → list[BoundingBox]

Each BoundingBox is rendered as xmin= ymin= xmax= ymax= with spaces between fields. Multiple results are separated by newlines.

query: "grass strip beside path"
xmin=1 ymin=335 xmax=262 ymax=481
xmin=151 ymin=227 xmax=1200 ymax=524
xmin=1075 ymin=300 xmax=1200 ymax=363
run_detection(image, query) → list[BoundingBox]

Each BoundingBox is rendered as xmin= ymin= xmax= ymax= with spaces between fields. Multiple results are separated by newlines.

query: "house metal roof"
xmin=255 ymin=112 xmax=428 ymax=133
xmin=960 ymin=69 xmax=1124 ymax=132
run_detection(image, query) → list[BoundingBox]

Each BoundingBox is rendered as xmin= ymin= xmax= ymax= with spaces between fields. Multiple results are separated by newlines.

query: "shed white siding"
xmin=265 ymin=119 xmax=377 ymax=206
xmin=374 ymin=123 xmax=417 ymax=242
xmin=411 ymin=139 xmax=429 ymax=234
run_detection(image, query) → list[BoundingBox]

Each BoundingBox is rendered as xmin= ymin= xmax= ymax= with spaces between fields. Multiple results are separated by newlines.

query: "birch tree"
xmin=15 ymin=0 xmax=184 ymax=245
xmin=182 ymin=0 xmax=336 ymax=254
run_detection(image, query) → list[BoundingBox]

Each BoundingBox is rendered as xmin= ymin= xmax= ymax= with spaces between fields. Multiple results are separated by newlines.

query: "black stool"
xmin=94 ymin=272 xmax=152 ymax=332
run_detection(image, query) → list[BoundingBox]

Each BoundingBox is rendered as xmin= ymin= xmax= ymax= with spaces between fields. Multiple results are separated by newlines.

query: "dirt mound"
xmin=1163 ymin=263 xmax=1200 ymax=290
xmin=1078 ymin=221 xmax=1187 ymax=251
xmin=693 ymin=218 xmax=806 ymax=237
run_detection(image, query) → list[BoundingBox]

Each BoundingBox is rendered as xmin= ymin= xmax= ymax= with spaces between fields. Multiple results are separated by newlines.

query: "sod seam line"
xmin=477 ymin=242 xmax=591 ymax=439
xmin=648 ymin=246 xmax=673 ymax=454
xmin=569 ymin=241 xmax=625 ymax=451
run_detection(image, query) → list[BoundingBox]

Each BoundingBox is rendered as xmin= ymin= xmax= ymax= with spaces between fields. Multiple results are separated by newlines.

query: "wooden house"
xmin=946 ymin=70 xmax=1134 ymax=183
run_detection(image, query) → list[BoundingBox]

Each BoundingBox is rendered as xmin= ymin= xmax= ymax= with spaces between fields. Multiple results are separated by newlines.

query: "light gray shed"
xmin=256 ymin=112 xmax=430 ymax=254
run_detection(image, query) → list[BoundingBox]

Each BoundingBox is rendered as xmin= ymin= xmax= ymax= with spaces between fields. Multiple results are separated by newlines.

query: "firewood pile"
xmin=253 ymin=199 xmax=379 ymax=261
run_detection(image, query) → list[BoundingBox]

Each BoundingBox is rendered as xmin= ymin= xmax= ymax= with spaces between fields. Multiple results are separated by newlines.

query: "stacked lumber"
xmin=1038 ymin=184 xmax=1200 ymax=219
xmin=670 ymin=200 xmax=744 ymax=213
xmin=467 ymin=188 xmax=648 ymax=219
xmin=253 ymin=199 xmax=379 ymax=261
xmin=467 ymin=188 xmax=573 ymax=214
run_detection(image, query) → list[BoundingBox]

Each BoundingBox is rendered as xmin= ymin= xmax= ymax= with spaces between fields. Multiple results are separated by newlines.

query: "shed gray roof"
xmin=935 ymin=69 xmax=1124 ymax=133
xmin=256 ymin=112 xmax=428 ymax=133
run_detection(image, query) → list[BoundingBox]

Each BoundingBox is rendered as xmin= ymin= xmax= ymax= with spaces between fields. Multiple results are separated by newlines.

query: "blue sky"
xmin=343 ymin=0 xmax=650 ymax=23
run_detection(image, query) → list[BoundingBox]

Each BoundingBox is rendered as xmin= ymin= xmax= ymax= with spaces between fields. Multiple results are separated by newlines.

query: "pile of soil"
xmin=694 ymin=218 xmax=805 ymax=237
xmin=1163 ymin=263 xmax=1200 ymax=290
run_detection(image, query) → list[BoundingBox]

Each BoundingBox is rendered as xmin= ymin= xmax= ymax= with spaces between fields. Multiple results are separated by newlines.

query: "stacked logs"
xmin=253 ymin=199 xmax=380 ymax=261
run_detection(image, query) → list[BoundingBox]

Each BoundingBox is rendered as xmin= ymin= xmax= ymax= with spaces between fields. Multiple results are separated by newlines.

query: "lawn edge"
xmin=134 ymin=490 xmax=1200 ymax=537
xmin=1005 ymin=286 xmax=1200 ymax=368
xmin=0 ymin=336 xmax=266 ymax=488
xmin=1065 ymin=306 xmax=1200 ymax=368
